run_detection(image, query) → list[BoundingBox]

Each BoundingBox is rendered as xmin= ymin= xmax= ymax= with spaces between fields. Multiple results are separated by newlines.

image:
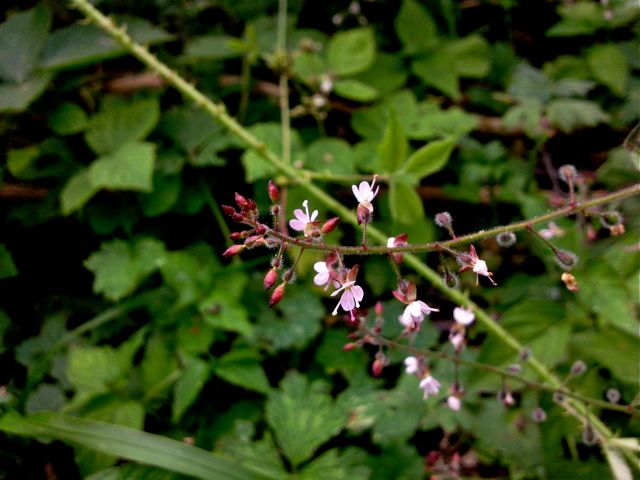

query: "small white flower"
xmin=404 ymin=356 xmax=419 ymax=375
xmin=352 ymin=177 xmax=380 ymax=210
xmin=400 ymin=300 xmax=439 ymax=328
xmin=331 ymin=280 xmax=364 ymax=315
xmin=453 ymin=307 xmax=475 ymax=326
xmin=449 ymin=331 xmax=465 ymax=351
xmin=472 ymin=259 xmax=489 ymax=277
xmin=313 ymin=262 xmax=331 ymax=287
xmin=419 ymin=375 xmax=441 ymax=399
xmin=539 ymin=221 xmax=564 ymax=240
xmin=289 ymin=200 xmax=318 ymax=233
xmin=386 ymin=237 xmax=395 ymax=248
xmin=447 ymin=395 xmax=461 ymax=411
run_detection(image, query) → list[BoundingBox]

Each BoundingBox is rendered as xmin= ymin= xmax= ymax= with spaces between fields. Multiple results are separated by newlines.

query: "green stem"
xmin=67 ymin=0 xmax=640 ymax=453
xmin=277 ymin=0 xmax=291 ymax=167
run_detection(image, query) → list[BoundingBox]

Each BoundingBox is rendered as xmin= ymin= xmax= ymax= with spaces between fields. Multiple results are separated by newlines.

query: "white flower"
xmin=449 ymin=331 xmax=465 ymax=351
xmin=289 ymin=200 xmax=318 ymax=233
xmin=352 ymin=177 xmax=379 ymax=210
xmin=386 ymin=237 xmax=395 ymax=248
xmin=331 ymin=280 xmax=364 ymax=315
xmin=404 ymin=356 xmax=419 ymax=375
xmin=419 ymin=375 xmax=441 ymax=399
xmin=472 ymin=259 xmax=489 ymax=277
xmin=453 ymin=307 xmax=475 ymax=326
xmin=539 ymin=221 xmax=564 ymax=240
xmin=400 ymin=300 xmax=439 ymax=328
xmin=447 ymin=395 xmax=461 ymax=411
xmin=313 ymin=262 xmax=331 ymax=287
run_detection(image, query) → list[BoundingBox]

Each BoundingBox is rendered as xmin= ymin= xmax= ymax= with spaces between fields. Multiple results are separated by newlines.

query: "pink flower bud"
xmin=228 ymin=232 xmax=243 ymax=241
xmin=356 ymin=203 xmax=371 ymax=225
xmin=268 ymin=282 xmax=286 ymax=308
xmin=245 ymin=198 xmax=257 ymax=212
xmin=374 ymin=301 xmax=384 ymax=316
xmin=222 ymin=205 xmax=237 ymax=217
xmin=321 ymin=217 xmax=341 ymax=234
xmin=264 ymin=268 xmax=278 ymax=290
xmin=372 ymin=359 xmax=384 ymax=377
xmin=255 ymin=224 xmax=267 ymax=235
xmin=342 ymin=342 xmax=357 ymax=351
xmin=234 ymin=192 xmax=247 ymax=209
xmin=268 ymin=180 xmax=280 ymax=202
xmin=222 ymin=244 xmax=245 ymax=257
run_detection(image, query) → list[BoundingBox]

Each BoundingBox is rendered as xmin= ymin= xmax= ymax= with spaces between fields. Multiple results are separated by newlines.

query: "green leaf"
xmin=394 ymin=0 xmax=438 ymax=54
xmin=388 ymin=180 xmax=425 ymax=225
xmin=25 ymin=384 xmax=66 ymax=414
xmin=60 ymin=169 xmax=98 ymax=216
xmin=241 ymin=123 xmax=304 ymax=182
xmin=377 ymin=110 xmax=408 ymax=173
xmin=547 ymin=3 xmax=606 ymax=37
xmin=304 ymin=138 xmax=355 ymax=175
xmin=352 ymin=53 xmax=408 ymax=96
xmin=48 ymin=102 xmax=89 ymax=135
xmin=140 ymin=333 xmax=177 ymax=393
xmin=327 ymin=28 xmax=376 ymax=76
xmin=403 ymin=137 xmax=456 ymax=178
xmin=0 ymin=73 xmax=53 ymax=113
xmin=546 ymin=99 xmax=610 ymax=133
xmin=0 ymin=4 xmax=51 ymax=83
xmin=446 ymin=34 xmax=491 ymax=78
xmin=299 ymin=449 xmax=370 ymax=480
xmin=89 ymin=142 xmax=155 ymax=192
xmin=40 ymin=18 xmax=172 ymax=71
xmin=265 ymin=372 xmax=347 ymax=466
xmin=182 ymin=34 xmax=241 ymax=61
xmin=407 ymin=103 xmax=478 ymax=140
xmin=140 ymin=173 xmax=182 ymax=217
xmin=7 ymin=146 xmax=39 ymax=178
xmin=85 ymin=96 xmax=160 ymax=155
xmin=172 ymin=357 xmax=210 ymax=422
xmin=333 ymin=79 xmax=379 ymax=102
xmin=86 ymin=464 xmax=180 ymax=480
xmin=412 ymin=51 xmax=460 ymax=99
xmin=587 ymin=44 xmax=629 ymax=96
xmin=67 ymin=346 xmax=123 ymax=394
xmin=200 ymin=292 xmax=253 ymax=338
xmin=215 ymin=349 xmax=271 ymax=394
xmin=0 ymin=412 xmax=265 ymax=480
xmin=0 ymin=244 xmax=18 ymax=280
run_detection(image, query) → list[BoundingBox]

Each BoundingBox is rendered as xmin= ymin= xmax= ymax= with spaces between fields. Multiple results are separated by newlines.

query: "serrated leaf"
xmin=403 ymin=137 xmax=455 ymax=178
xmin=60 ymin=169 xmax=98 ymax=216
xmin=172 ymin=358 xmax=210 ymax=422
xmin=377 ymin=110 xmax=408 ymax=173
xmin=67 ymin=346 xmax=123 ymax=394
xmin=241 ymin=123 xmax=304 ymax=182
xmin=48 ymin=102 xmax=89 ymax=135
xmin=89 ymin=142 xmax=155 ymax=192
xmin=215 ymin=349 xmax=270 ymax=394
xmin=447 ymin=34 xmax=490 ymax=78
xmin=407 ymin=103 xmax=478 ymax=140
xmin=200 ymin=292 xmax=253 ymax=338
xmin=388 ymin=180 xmax=424 ymax=225
xmin=412 ymin=51 xmax=460 ymax=99
xmin=333 ymin=79 xmax=379 ymax=102
xmin=394 ymin=0 xmax=438 ymax=54
xmin=546 ymin=99 xmax=610 ymax=132
xmin=265 ymin=372 xmax=347 ymax=466
xmin=0 ymin=412 xmax=263 ymax=480
xmin=85 ymin=240 xmax=137 ymax=301
xmin=327 ymin=28 xmax=375 ymax=76
xmin=0 ymin=73 xmax=53 ymax=113
xmin=0 ymin=4 xmax=51 ymax=83
xmin=587 ymin=44 xmax=629 ymax=96
xmin=304 ymin=138 xmax=355 ymax=175
xmin=85 ymin=96 xmax=160 ymax=155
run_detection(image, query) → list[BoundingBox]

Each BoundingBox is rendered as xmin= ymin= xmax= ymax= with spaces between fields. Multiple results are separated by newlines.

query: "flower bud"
xmin=264 ymin=267 xmax=278 ymax=290
xmin=356 ymin=203 xmax=371 ymax=225
xmin=558 ymin=164 xmax=578 ymax=184
xmin=234 ymin=192 xmax=247 ymax=209
xmin=222 ymin=244 xmax=245 ymax=257
xmin=532 ymin=407 xmax=547 ymax=422
xmin=434 ymin=211 xmax=453 ymax=228
xmin=496 ymin=231 xmax=517 ymax=247
xmin=321 ymin=217 xmax=341 ymax=234
xmin=222 ymin=205 xmax=237 ymax=217
xmin=553 ymin=391 xmax=566 ymax=403
xmin=371 ymin=358 xmax=384 ymax=377
xmin=343 ymin=342 xmax=357 ymax=352
xmin=268 ymin=282 xmax=286 ymax=308
xmin=244 ymin=198 xmax=257 ymax=212
xmin=375 ymin=301 xmax=384 ymax=316
xmin=255 ymin=224 xmax=268 ymax=235
xmin=582 ymin=425 xmax=597 ymax=446
xmin=228 ymin=232 xmax=243 ymax=241
xmin=606 ymin=388 xmax=620 ymax=404
xmin=268 ymin=180 xmax=280 ymax=202
xmin=555 ymin=249 xmax=578 ymax=271
xmin=570 ymin=360 xmax=587 ymax=377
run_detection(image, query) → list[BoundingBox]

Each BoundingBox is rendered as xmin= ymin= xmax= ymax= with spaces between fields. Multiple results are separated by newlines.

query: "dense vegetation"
xmin=0 ymin=0 xmax=638 ymax=479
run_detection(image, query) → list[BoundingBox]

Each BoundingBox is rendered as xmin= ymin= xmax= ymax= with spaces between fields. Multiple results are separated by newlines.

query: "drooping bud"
xmin=264 ymin=267 xmax=278 ymax=290
xmin=222 ymin=205 xmax=237 ymax=217
xmin=321 ymin=217 xmax=341 ymax=234
xmin=268 ymin=282 xmax=286 ymax=308
xmin=582 ymin=425 xmax=597 ymax=445
xmin=268 ymin=180 xmax=280 ymax=202
xmin=342 ymin=342 xmax=357 ymax=351
xmin=405 ymin=281 xmax=417 ymax=302
xmin=606 ymin=388 xmax=621 ymax=404
xmin=228 ymin=232 xmax=243 ymax=241
xmin=255 ymin=224 xmax=268 ymax=235
xmin=555 ymin=249 xmax=579 ymax=271
xmin=558 ymin=164 xmax=578 ymax=184
xmin=496 ymin=231 xmax=517 ymax=247
xmin=374 ymin=301 xmax=384 ymax=316
xmin=234 ymin=192 xmax=247 ymax=209
xmin=519 ymin=347 xmax=531 ymax=362
xmin=570 ymin=360 xmax=587 ymax=377
xmin=222 ymin=244 xmax=245 ymax=257
xmin=371 ymin=358 xmax=384 ymax=377
xmin=434 ymin=211 xmax=453 ymax=228
xmin=532 ymin=407 xmax=547 ymax=422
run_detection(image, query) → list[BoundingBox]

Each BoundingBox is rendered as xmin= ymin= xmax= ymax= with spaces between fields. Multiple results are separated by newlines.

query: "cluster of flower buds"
xmin=222 ymin=192 xmax=270 ymax=258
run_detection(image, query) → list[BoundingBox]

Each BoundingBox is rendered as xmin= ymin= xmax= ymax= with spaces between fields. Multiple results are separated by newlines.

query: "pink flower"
xmin=419 ymin=375 xmax=441 ymax=399
xmin=400 ymin=300 xmax=439 ymax=329
xmin=352 ymin=176 xmax=379 ymax=207
xmin=289 ymin=200 xmax=318 ymax=234
xmin=404 ymin=356 xmax=419 ymax=375
xmin=330 ymin=266 xmax=364 ymax=315
xmin=313 ymin=261 xmax=331 ymax=287
xmin=447 ymin=395 xmax=461 ymax=411
xmin=459 ymin=245 xmax=496 ymax=286
xmin=453 ymin=307 xmax=475 ymax=326
xmin=539 ymin=221 xmax=564 ymax=240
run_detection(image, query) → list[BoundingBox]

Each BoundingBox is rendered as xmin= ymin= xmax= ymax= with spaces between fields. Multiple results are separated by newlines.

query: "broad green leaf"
xmin=352 ymin=53 xmax=408 ymax=96
xmin=140 ymin=334 xmax=177 ymax=393
xmin=48 ymin=102 xmax=89 ymax=135
xmin=140 ymin=173 xmax=182 ymax=217
xmin=447 ymin=34 xmax=491 ymax=78
xmin=200 ymin=292 xmax=253 ymax=338
xmin=7 ymin=146 xmax=39 ymax=178
xmin=304 ymin=138 xmax=355 ymax=175
xmin=333 ymin=79 xmax=379 ymax=102
xmin=546 ymin=99 xmax=610 ymax=133
xmin=587 ymin=44 xmax=629 ymax=96
xmin=39 ymin=18 xmax=172 ymax=71
xmin=377 ymin=110 xmax=408 ymax=173
xmin=327 ymin=28 xmax=375 ymax=76
xmin=351 ymin=90 xmax=418 ymax=139
xmin=0 ymin=4 xmax=51 ymax=83
xmin=0 ymin=73 xmax=52 ymax=113
xmin=502 ymin=99 xmax=544 ymax=138
xmin=241 ymin=123 xmax=304 ymax=182
xmin=403 ymin=137 xmax=456 ymax=178
xmin=89 ymin=142 xmax=155 ymax=192
xmin=389 ymin=180 xmax=424 ymax=225
xmin=547 ymin=3 xmax=605 ymax=37
xmin=0 ymin=412 xmax=264 ymax=480
xmin=292 ymin=52 xmax=326 ymax=84
xmin=407 ymin=103 xmax=478 ymax=140
xmin=67 ymin=346 xmax=123 ymax=394
xmin=182 ymin=34 xmax=241 ymax=61
xmin=159 ymin=106 xmax=227 ymax=154
xmin=172 ymin=357 xmax=210 ymax=422
xmin=265 ymin=372 xmax=347 ymax=466
xmin=508 ymin=63 xmax=553 ymax=103
xmin=215 ymin=349 xmax=271 ymax=394
xmin=394 ymin=0 xmax=438 ymax=54
xmin=60 ymin=169 xmax=98 ymax=215
xmin=85 ymin=240 xmax=137 ymax=301
xmin=299 ymin=449 xmax=370 ymax=480
xmin=412 ymin=51 xmax=460 ymax=99
xmin=87 ymin=464 xmax=180 ymax=480
xmin=25 ymin=384 xmax=65 ymax=414
xmin=85 ymin=96 xmax=160 ymax=155
xmin=0 ymin=244 xmax=18 ymax=280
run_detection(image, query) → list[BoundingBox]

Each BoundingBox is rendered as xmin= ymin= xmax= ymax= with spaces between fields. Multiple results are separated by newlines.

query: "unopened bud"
xmin=434 ymin=211 xmax=453 ymax=229
xmin=228 ymin=232 xmax=243 ymax=241
xmin=268 ymin=180 xmax=280 ymax=202
xmin=372 ymin=359 xmax=384 ymax=377
xmin=496 ymin=231 xmax=517 ymax=247
xmin=558 ymin=164 xmax=578 ymax=184
xmin=375 ymin=301 xmax=384 ymax=316
xmin=532 ymin=407 xmax=547 ymax=422
xmin=264 ymin=268 xmax=278 ymax=290
xmin=222 ymin=205 xmax=237 ymax=217
xmin=321 ymin=217 xmax=340 ymax=234
xmin=234 ymin=192 xmax=247 ymax=209
xmin=582 ymin=425 xmax=597 ymax=445
xmin=356 ymin=204 xmax=371 ymax=225
xmin=519 ymin=347 xmax=531 ymax=362
xmin=255 ymin=224 xmax=268 ymax=235
xmin=507 ymin=364 xmax=522 ymax=374
xmin=606 ymin=388 xmax=620 ymax=404
xmin=600 ymin=211 xmax=623 ymax=228
xmin=268 ymin=282 xmax=286 ymax=308
xmin=343 ymin=342 xmax=357 ymax=351
xmin=498 ymin=390 xmax=515 ymax=407
xmin=555 ymin=249 xmax=578 ymax=271
xmin=245 ymin=198 xmax=257 ymax=212
xmin=222 ymin=244 xmax=245 ymax=257
xmin=553 ymin=391 xmax=566 ymax=403
xmin=561 ymin=272 xmax=579 ymax=292
xmin=570 ymin=360 xmax=587 ymax=377
xmin=610 ymin=224 xmax=625 ymax=236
